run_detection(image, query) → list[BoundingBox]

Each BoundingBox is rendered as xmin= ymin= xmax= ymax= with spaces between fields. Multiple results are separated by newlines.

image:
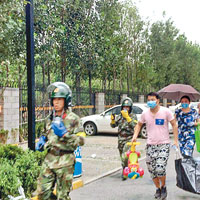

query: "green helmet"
xmin=121 ymin=97 xmax=133 ymax=113
xmin=47 ymin=82 xmax=72 ymax=108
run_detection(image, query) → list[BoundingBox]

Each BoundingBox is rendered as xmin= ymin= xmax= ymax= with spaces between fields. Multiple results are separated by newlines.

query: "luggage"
xmin=195 ymin=125 xmax=200 ymax=152
xmin=175 ymin=156 xmax=200 ymax=194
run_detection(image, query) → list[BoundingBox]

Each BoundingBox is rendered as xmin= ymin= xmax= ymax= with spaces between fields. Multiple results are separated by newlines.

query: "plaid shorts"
xmin=146 ymin=143 xmax=170 ymax=179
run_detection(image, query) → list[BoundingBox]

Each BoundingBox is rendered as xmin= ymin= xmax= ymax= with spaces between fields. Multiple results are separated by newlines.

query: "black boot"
xmin=121 ymin=168 xmax=127 ymax=181
xmin=161 ymin=186 xmax=167 ymax=199
xmin=154 ymin=188 xmax=161 ymax=199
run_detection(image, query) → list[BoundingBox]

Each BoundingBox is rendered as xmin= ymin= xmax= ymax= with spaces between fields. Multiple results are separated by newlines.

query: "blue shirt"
xmin=175 ymin=108 xmax=198 ymax=138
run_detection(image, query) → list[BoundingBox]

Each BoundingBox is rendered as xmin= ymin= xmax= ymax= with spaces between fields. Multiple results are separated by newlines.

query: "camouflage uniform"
xmin=35 ymin=110 xmax=84 ymax=200
xmin=110 ymin=112 xmax=137 ymax=168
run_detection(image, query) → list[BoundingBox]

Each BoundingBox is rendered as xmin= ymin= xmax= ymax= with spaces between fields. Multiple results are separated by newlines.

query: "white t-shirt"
xmin=139 ymin=106 xmax=174 ymax=145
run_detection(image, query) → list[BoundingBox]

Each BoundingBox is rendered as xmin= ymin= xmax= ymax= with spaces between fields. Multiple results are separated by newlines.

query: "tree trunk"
xmin=88 ymin=70 xmax=92 ymax=105
xmin=75 ymin=73 xmax=81 ymax=115
xmin=47 ymin=63 xmax=50 ymax=85
xmin=42 ymin=63 xmax=45 ymax=118
xmin=127 ymin=65 xmax=130 ymax=96
xmin=18 ymin=65 xmax=22 ymax=125
xmin=113 ymin=66 xmax=116 ymax=94
xmin=119 ymin=69 xmax=123 ymax=91
xmin=61 ymin=47 xmax=66 ymax=82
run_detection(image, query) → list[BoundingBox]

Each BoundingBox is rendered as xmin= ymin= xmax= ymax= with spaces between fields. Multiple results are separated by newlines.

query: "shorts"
xmin=146 ymin=143 xmax=170 ymax=179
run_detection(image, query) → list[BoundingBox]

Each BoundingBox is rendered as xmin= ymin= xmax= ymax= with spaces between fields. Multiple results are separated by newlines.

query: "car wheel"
xmin=84 ymin=122 xmax=97 ymax=136
xmin=140 ymin=125 xmax=147 ymax=139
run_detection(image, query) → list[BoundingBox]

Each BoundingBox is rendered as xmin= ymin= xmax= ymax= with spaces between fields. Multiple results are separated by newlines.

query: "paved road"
xmin=71 ymin=136 xmax=200 ymax=200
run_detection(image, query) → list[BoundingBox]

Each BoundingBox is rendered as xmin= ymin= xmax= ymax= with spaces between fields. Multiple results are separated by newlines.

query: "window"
xmin=132 ymin=106 xmax=143 ymax=114
xmin=105 ymin=106 xmax=121 ymax=116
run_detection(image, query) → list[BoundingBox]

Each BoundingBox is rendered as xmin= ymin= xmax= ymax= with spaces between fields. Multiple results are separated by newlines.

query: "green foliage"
xmin=0 ymin=144 xmax=47 ymax=198
xmin=0 ymin=129 xmax=9 ymax=144
xmin=0 ymin=144 xmax=24 ymax=161
xmin=14 ymin=150 xmax=43 ymax=197
xmin=1 ymin=0 xmax=200 ymax=96
xmin=0 ymin=129 xmax=8 ymax=136
xmin=0 ymin=159 xmax=21 ymax=199
xmin=35 ymin=121 xmax=46 ymax=138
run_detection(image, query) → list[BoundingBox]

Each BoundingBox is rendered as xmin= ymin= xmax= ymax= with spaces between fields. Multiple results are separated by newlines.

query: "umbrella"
xmin=157 ymin=84 xmax=200 ymax=101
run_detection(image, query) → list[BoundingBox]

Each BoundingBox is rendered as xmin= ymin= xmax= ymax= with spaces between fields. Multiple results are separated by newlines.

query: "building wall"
xmin=0 ymin=87 xmax=19 ymax=144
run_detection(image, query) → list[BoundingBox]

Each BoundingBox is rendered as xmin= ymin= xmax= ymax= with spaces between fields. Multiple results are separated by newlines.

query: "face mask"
xmin=123 ymin=108 xmax=128 ymax=112
xmin=147 ymin=101 xmax=157 ymax=109
xmin=181 ymin=103 xmax=189 ymax=109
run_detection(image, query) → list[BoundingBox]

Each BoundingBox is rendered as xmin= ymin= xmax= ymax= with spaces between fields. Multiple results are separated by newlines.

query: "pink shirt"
xmin=140 ymin=106 xmax=174 ymax=145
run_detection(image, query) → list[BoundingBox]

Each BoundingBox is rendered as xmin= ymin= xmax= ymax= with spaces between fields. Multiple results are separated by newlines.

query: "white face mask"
xmin=123 ymin=108 xmax=128 ymax=112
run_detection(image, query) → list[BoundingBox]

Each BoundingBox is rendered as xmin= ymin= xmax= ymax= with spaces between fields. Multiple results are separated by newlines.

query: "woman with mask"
xmin=175 ymin=95 xmax=199 ymax=157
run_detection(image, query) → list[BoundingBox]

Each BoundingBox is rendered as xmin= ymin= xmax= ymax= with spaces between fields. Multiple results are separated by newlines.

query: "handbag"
xmin=175 ymin=155 xmax=200 ymax=194
xmin=195 ymin=124 xmax=200 ymax=152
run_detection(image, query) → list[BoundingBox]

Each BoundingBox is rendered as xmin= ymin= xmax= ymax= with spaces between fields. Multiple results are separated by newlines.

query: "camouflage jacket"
xmin=110 ymin=112 xmax=137 ymax=137
xmin=43 ymin=110 xmax=84 ymax=169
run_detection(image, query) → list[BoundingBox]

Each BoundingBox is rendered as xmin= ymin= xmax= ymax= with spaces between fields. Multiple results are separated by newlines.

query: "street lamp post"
xmin=26 ymin=0 xmax=35 ymax=150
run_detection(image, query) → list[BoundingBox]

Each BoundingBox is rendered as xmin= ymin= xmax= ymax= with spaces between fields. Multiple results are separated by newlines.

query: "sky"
xmin=132 ymin=0 xmax=200 ymax=44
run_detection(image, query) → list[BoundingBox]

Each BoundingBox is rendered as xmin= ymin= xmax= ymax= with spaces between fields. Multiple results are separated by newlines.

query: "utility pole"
xmin=26 ymin=0 xmax=35 ymax=150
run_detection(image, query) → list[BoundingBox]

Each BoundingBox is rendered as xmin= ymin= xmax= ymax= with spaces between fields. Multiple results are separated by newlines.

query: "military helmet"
xmin=47 ymin=82 xmax=72 ymax=108
xmin=121 ymin=97 xmax=133 ymax=113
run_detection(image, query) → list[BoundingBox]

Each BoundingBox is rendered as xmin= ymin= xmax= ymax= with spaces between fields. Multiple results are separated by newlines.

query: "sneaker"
xmin=161 ymin=186 xmax=167 ymax=199
xmin=154 ymin=188 xmax=161 ymax=199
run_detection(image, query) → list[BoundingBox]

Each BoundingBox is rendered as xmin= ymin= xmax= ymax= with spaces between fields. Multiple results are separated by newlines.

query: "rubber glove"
xmin=51 ymin=121 xmax=67 ymax=137
xmin=76 ymin=132 xmax=86 ymax=137
xmin=36 ymin=135 xmax=47 ymax=151
xmin=121 ymin=110 xmax=132 ymax=123
xmin=111 ymin=114 xmax=115 ymax=124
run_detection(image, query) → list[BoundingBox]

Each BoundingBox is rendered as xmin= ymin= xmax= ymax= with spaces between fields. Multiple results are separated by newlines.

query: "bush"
xmin=0 ymin=159 xmax=21 ymax=200
xmin=0 ymin=145 xmax=47 ymax=198
xmin=0 ymin=129 xmax=9 ymax=144
xmin=15 ymin=150 xmax=42 ymax=197
xmin=0 ymin=144 xmax=24 ymax=161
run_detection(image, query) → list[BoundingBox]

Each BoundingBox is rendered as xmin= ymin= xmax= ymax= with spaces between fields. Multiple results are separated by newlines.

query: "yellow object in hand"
xmin=76 ymin=132 xmax=86 ymax=137
xmin=111 ymin=114 xmax=115 ymax=124
xmin=111 ymin=114 xmax=115 ymax=120
xmin=121 ymin=110 xmax=132 ymax=123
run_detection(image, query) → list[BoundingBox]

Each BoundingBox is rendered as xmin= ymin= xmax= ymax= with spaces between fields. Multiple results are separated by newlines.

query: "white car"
xmin=81 ymin=103 xmax=149 ymax=138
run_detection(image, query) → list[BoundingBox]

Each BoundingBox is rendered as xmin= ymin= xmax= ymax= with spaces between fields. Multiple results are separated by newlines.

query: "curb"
xmin=72 ymin=179 xmax=84 ymax=190
xmin=81 ymin=156 xmax=146 ymax=186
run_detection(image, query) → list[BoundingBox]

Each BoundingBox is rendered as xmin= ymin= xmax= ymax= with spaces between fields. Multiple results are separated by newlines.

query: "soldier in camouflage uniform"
xmin=110 ymin=97 xmax=137 ymax=180
xmin=35 ymin=82 xmax=85 ymax=200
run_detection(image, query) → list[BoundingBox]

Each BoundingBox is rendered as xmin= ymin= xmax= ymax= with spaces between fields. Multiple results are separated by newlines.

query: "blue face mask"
xmin=147 ymin=101 xmax=157 ymax=109
xmin=181 ymin=103 xmax=189 ymax=109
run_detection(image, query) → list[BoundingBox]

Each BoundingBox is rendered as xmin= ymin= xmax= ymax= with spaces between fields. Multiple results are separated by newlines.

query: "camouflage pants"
xmin=35 ymin=163 xmax=74 ymax=200
xmin=118 ymin=136 xmax=132 ymax=168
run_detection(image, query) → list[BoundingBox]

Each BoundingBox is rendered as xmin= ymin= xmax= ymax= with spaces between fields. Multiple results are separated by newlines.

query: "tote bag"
xmin=175 ymin=156 xmax=200 ymax=194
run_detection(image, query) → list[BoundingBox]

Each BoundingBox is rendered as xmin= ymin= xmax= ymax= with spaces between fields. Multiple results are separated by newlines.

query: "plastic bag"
xmin=175 ymin=156 xmax=200 ymax=194
xmin=195 ymin=124 xmax=200 ymax=152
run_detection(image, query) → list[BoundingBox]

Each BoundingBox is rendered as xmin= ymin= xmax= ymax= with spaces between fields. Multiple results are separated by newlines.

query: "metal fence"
xmin=18 ymin=86 xmax=142 ymax=122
